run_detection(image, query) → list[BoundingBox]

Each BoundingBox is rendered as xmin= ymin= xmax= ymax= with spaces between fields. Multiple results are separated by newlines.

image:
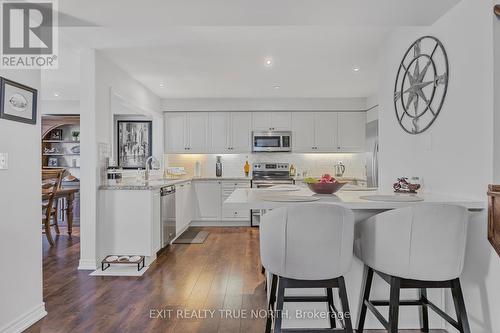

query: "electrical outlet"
xmin=0 ymin=153 xmax=8 ymax=170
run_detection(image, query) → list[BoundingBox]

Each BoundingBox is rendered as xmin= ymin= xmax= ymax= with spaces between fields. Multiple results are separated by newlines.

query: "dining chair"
xmin=42 ymin=180 xmax=58 ymax=246
xmin=42 ymin=168 xmax=65 ymax=234
xmin=260 ymin=203 xmax=355 ymax=333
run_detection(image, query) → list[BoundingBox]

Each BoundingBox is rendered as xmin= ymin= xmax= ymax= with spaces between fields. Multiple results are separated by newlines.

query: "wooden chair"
xmin=42 ymin=168 xmax=65 ymax=234
xmin=42 ymin=180 xmax=58 ymax=246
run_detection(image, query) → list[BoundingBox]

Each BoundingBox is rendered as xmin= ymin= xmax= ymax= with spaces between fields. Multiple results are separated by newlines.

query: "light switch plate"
xmin=0 ymin=153 xmax=8 ymax=170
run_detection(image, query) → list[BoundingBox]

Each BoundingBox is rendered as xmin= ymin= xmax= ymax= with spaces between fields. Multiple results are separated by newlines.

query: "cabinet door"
xmin=271 ymin=112 xmax=291 ymax=130
xmin=209 ymin=112 xmax=229 ymax=153
xmin=338 ymin=112 xmax=366 ymax=152
xmin=315 ymin=112 xmax=338 ymax=152
xmin=292 ymin=112 xmax=315 ymax=152
xmin=252 ymin=112 xmax=272 ymax=131
xmin=164 ymin=113 xmax=187 ymax=153
xmin=183 ymin=182 xmax=192 ymax=226
xmin=186 ymin=112 xmax=208 ymax=153
xmin=152 ymin=191 xmax=161 ymax=253
xmin=193 ymin=181 xmax=221 ymax=221
xmin=175 ymin=184 xmax=186 ymax=234
xmin=230 ymin=112 xmax=252 ymax=153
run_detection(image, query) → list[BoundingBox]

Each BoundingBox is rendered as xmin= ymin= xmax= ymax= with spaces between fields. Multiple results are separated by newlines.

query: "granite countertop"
xmin=99 ymin=176 xmax=252 ymax=190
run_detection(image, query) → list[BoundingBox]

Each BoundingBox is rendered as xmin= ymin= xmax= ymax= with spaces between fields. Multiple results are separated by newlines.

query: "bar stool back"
xmin=260 ymin=203 xmax=355 ymax=333
xmin=355 ymin=203 xmax=470 ymax=333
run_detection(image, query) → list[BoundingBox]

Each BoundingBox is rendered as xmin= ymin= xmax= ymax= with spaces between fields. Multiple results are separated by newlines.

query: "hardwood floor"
xmin=26 ymin=227 xmax=447 ymax=333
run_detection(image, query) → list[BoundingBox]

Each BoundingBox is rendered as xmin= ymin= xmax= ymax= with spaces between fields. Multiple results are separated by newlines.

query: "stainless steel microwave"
xmin=252 ymin=131 xmax=292 ymax=152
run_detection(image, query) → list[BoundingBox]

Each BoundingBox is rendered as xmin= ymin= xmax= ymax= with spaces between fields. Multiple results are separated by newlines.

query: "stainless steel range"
xmin=251 ymin=162 xmax=294 ymax=226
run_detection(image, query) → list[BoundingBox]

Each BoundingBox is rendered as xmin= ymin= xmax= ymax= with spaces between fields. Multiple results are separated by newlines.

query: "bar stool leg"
xmin=451 ymin=278 xmax=471 ymax=333
xmin=419 ymin=288 xmax=429 ymax=332
xmin=266 ymin=274 xmax=278 ymax=333
xmin=388 ymin=276 xmax=401 ymax=333
xmin=338 ymin=276 xmax=353 ymax=333
xmin=357 ymin=266 xmax=374 ymax=333
xmin=326 ymin=288 xmax=336 ymax=328
xmin=274 ymin=277 xmax=286 ymax=333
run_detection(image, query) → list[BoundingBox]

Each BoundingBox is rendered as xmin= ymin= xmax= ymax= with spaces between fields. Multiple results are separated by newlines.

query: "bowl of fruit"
xmin=304 ymin=174 xmax=348 ymax=194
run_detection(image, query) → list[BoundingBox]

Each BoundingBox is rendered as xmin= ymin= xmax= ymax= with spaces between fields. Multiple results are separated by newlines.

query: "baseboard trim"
xmin=0 ymin=302 xmax=47 ymax=333
xmin=78 ymin=259 xmax=97 ymax=270
xmin=190 ymin=220 xmax=250 ymax=227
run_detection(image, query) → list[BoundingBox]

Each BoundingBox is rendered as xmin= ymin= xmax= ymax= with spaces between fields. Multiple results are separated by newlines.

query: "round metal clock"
xmin=394 ymin=36 xmax=449 ymax=134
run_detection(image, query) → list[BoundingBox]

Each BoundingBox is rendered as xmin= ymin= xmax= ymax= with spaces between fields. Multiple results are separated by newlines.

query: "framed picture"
xmin=48 ymin=157 xmax=58 ymax=167
xmin=117 ymin=120 xmax=152 ymax=169
xmin=0 ymin=77 xmax=38 ymax=124
xmin=49 ymin=129 xmax=63 ymax=140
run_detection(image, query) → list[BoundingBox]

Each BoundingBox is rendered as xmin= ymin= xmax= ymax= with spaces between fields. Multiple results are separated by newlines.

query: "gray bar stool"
xmin=260 ymin=203 xmax=355 ymax=333
xmin=355 ymin=203 xmax=470 ymax=333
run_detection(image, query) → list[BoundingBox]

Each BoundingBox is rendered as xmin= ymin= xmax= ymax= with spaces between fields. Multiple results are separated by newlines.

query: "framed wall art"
xmin=0 ymin=77 xmax=38 ymax=125
xmin=117 ymin=120 xmax=152 ymax=169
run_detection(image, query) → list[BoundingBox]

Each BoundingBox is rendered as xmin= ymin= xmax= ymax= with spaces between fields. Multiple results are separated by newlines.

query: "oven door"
xmin=250 ymin=179 xmax=295 ymax=226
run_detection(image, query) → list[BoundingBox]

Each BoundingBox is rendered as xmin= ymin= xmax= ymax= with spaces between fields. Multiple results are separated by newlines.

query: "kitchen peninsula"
xmin=223 ymin=187 xmax=484 ymax=329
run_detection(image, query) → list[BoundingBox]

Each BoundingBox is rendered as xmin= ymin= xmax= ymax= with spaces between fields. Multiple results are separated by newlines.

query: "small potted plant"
xmin=71 ymin=130 xmax=80 ymax=142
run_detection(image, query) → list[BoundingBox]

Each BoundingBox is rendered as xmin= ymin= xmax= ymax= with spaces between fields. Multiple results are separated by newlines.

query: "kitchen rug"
xmin=173 ymin=229 xmax=209 ymax=244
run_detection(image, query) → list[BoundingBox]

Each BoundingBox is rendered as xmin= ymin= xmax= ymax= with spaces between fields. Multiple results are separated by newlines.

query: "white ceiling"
xmin=49 ymin=0 xmax=462 ymax=99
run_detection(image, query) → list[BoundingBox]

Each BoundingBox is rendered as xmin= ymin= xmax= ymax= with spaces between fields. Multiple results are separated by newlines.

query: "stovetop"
xmin=252 ymin=162 xmax=291 ymax=181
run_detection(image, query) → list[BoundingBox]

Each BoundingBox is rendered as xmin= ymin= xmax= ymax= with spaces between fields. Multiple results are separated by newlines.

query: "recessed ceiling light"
xmin=159 ymin=82 xmax=165 ymax=87
xmin=53 ymin=92 xmax=59 ymax=97
xmin=273 ymin=85 xmax=280 ymax=89
xmin=353 ymin=67 xmax=360 ymax=72
xmin=264 ymin=57 xmax=273 ymax=67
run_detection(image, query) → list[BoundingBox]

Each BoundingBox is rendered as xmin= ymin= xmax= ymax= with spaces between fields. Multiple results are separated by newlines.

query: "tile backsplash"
xmin=165 ymin=153 xmax=367 ymax=180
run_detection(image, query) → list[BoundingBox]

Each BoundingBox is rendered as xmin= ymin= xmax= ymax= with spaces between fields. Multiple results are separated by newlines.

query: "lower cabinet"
xmin=192 ymin=179 xmax=251 ymax=224
xmin=221 ymin=181 xmax=251 ymax=221
xmin=175 ymin=181 xmax=192 ymax=234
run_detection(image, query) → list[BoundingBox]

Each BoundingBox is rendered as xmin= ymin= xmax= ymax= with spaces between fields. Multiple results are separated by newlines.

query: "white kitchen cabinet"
xmin=291 ymin=112 xmax=338 ymax=152
xmin=175 ymin=182 xmax=190 ymax=234
xmin=164 ymin=113 xmax=187 ymax=153
xmin=164 ymin=112 xmax=208 ymax=153
xmin=221 ymin=181 xmax=251 ymax=221
xmin=252 ymin=112 xmax=291 ymax=131
xmin=229 ymin=112 xmax=252 ymax=152
xmin=193 ymin=180 xmax=221 ymax=221
xmin=208 ymin=112 xmax=229 ymax=153
xmin=315 ymin=112 xmax=339 ymax=152
xmin=291 ymin=112 xmax=315 ymax=152
xmin=338 ymin=112 xmax=366 ymax=152
xmin=186 ymin=113 xmax=209 ymax=153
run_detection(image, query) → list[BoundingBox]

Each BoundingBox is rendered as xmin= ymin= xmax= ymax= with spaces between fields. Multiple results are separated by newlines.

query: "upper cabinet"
xmin=252 ymin=112 xmax=291 ymax=131
xmin=164 ymin=113 xmax=186 ymax=153
xmin=164 ymin=112 xmax=208 ymax=153
xmin=166 ymin=111 xmax=365 ymax=154
xmin=291 ymin=111 xmax=365 ymax=153
xmin=338 ymin=112 xmax=366 ymax=152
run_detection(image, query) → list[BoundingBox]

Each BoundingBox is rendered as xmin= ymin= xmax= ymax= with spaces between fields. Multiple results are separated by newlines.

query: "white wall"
xmin=79 ymin=50 xmax=162 ymax=269
xmin=0 ymin=70 xmax=46 ymax=331
xmin=161 ymin=97 xmax=367 ymax=111
xmin=40 ymin=100 xmax=80 ymax=115
xmin=378 ymin=0 xmax=499 ymax=331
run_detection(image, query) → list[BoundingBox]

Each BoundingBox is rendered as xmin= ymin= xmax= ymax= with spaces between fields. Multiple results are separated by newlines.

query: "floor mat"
xmin=173 ymin=229 xmax=209 ymax=244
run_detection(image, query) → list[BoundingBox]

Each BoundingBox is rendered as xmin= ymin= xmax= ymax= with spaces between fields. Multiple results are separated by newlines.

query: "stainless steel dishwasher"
xmin=160 ymin=185 xmax=176 ymax=248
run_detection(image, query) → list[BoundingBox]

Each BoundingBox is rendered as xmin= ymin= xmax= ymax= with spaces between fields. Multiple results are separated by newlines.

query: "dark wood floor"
xmin=26 ymin=227 xmax=447 ymax=333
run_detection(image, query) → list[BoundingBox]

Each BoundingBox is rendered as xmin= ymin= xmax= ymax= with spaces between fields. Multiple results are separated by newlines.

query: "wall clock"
xmin=394 ymin=36 xmax=449 ymax=134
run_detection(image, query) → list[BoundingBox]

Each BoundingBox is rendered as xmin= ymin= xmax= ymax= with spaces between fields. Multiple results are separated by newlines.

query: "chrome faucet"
xmin=145 ymin=156 xmax=160 ymax=181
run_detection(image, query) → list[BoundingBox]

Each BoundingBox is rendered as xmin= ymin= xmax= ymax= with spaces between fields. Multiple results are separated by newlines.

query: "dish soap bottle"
xmin=244 ymin=160 xmax=250 ymax=177
xmin=216 ymin=156 xmax=223 ymax=177
xmin=290 ymin=164 xmax=296 ymax=178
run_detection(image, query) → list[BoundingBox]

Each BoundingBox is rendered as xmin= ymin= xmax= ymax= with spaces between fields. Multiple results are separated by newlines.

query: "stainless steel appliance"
xmin=251 ymin=162 xmax=294 ymax=226
xmin=366 ymin=120 xmax=379 ymax=188
xmin=252 ymin=131 xmax=292 ymax=152
xmin=160 ymin=185 xmax=176 ymax=248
